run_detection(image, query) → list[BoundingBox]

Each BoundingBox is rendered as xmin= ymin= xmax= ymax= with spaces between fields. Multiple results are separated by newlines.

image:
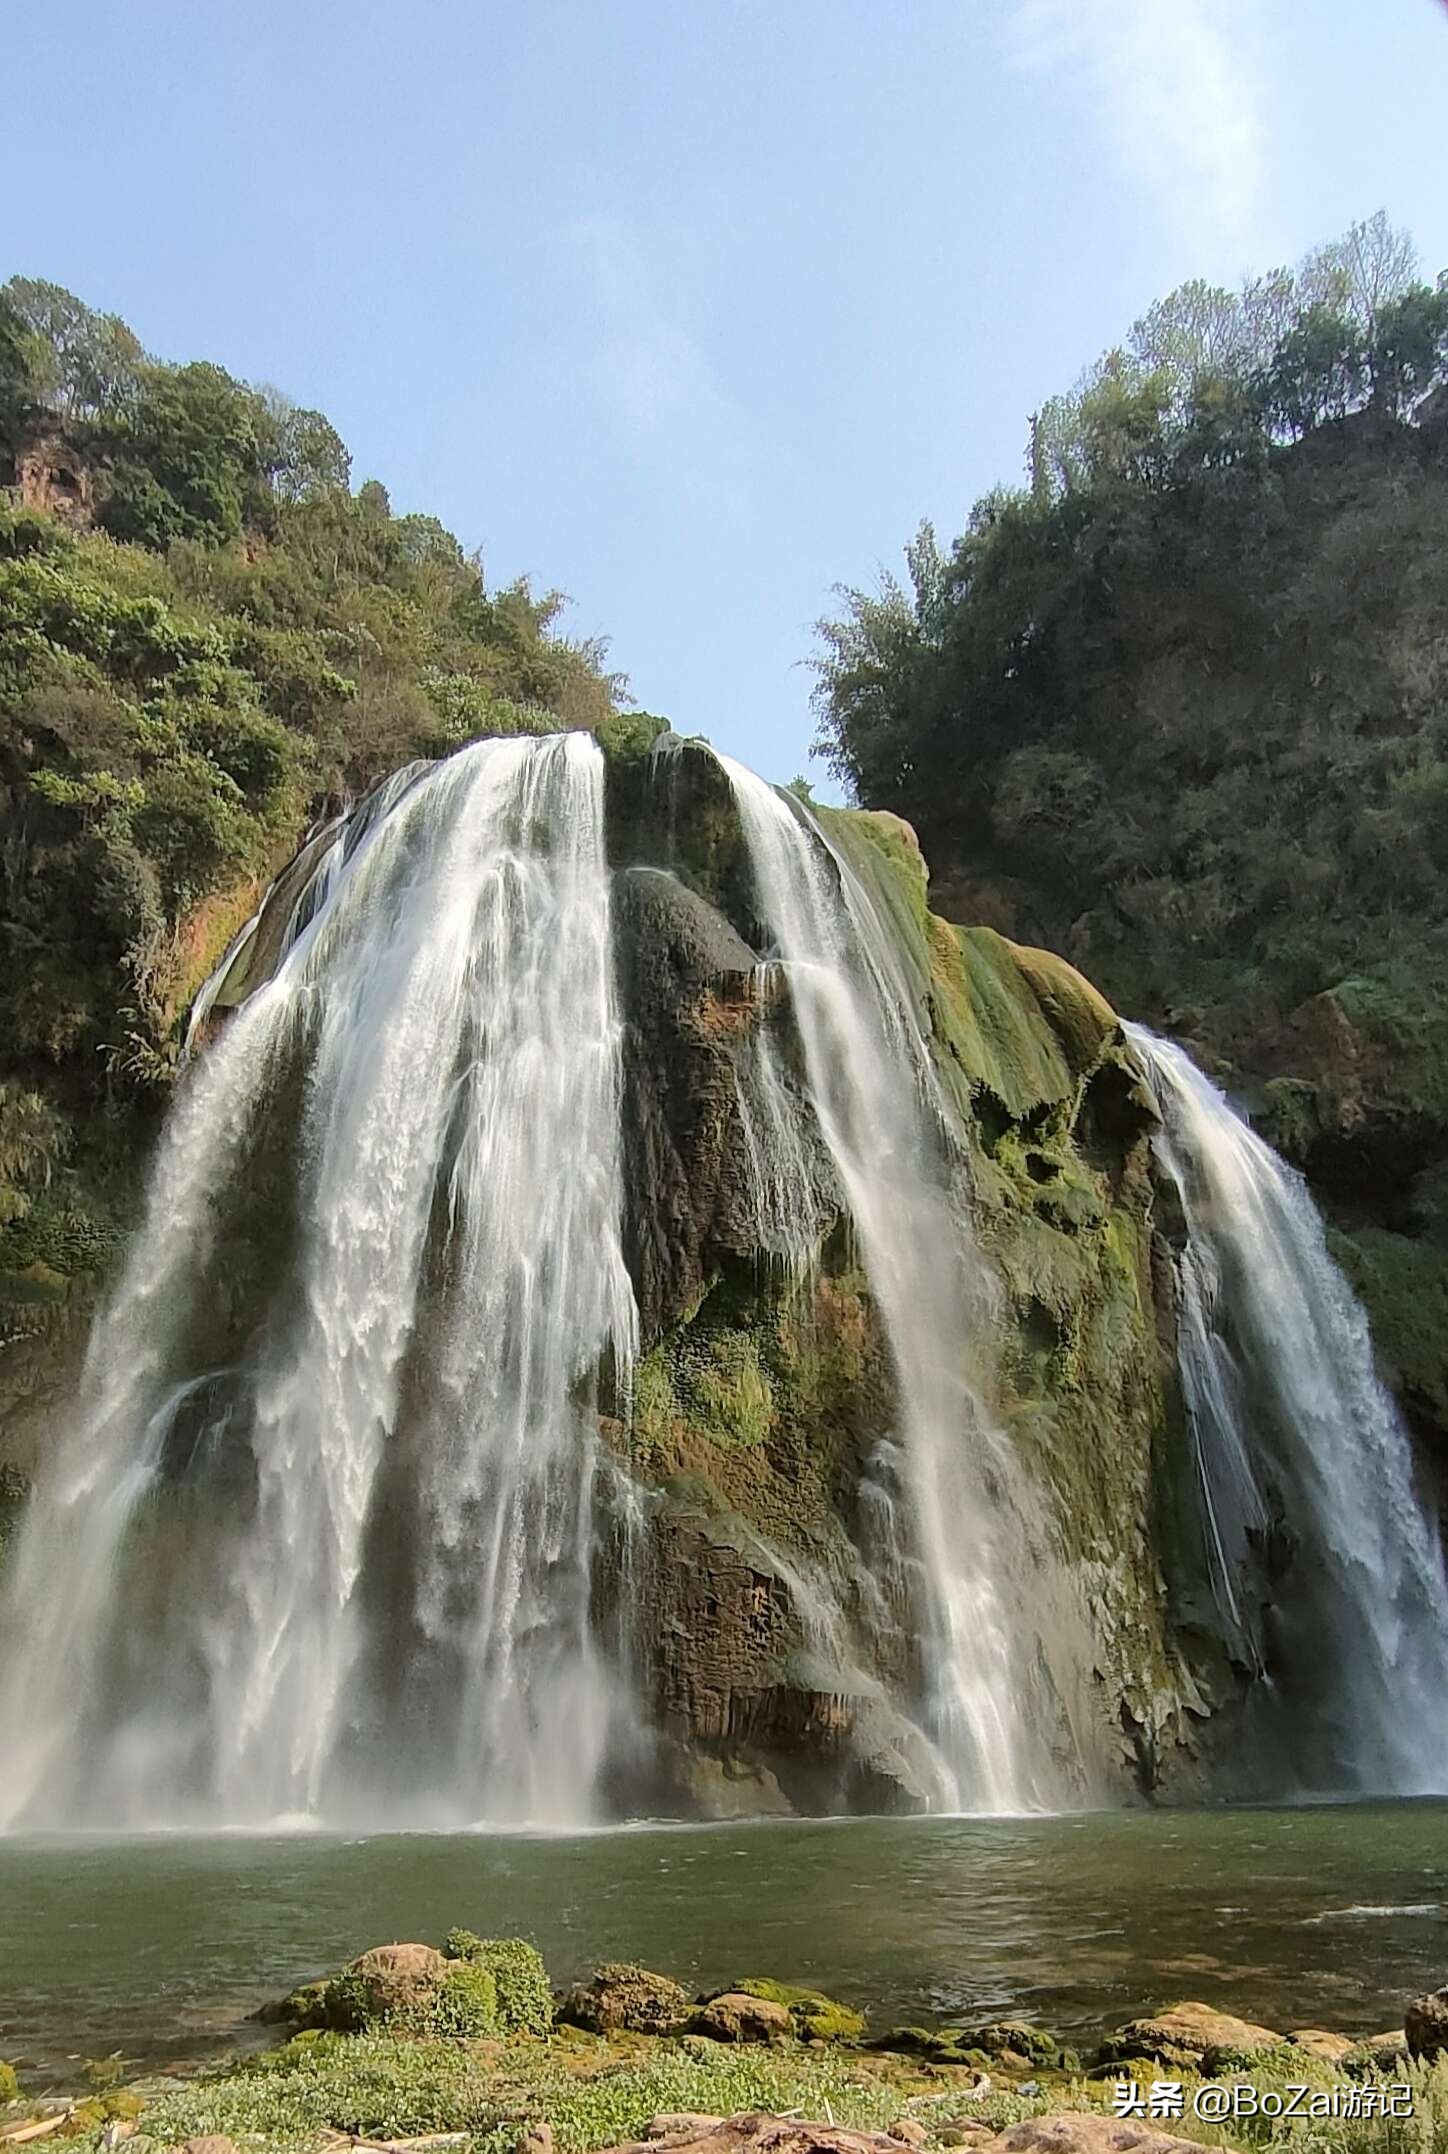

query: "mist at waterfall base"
xmin=1128 ymin=1024 xmax=1448 ymax=1799
xmin=2 ymin=732 xmax=1446 ymax=1832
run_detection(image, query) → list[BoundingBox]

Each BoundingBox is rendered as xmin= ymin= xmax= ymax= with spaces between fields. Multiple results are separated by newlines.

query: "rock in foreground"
xmin=600 ymin=2116 xmax=1220 ymax=2154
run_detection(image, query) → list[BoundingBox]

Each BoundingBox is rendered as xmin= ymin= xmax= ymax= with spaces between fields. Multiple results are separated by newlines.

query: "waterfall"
xmin=0 ymin=734 xmax=638 ymax=1831
xmin=1128 ymin=1023 xmax=1448 ymax=1795
xmin=716 ymin=756 xmax=1045 ymax=1812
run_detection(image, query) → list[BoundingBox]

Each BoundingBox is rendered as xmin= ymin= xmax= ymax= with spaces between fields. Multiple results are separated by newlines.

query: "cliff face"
xmin=602 ymin=743 xmax=1217 ymax=1812
xmin=0 ymin=737 xmax=1244 ymax=1816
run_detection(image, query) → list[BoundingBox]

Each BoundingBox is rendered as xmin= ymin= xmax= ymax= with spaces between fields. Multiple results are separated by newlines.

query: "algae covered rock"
xmin=968 ymin=2023 xmax=1060 ymax=2068
xmin=691 ymin=1992 xmax=794 ymax=2042
xmin=282 ymin=1932 xmax=550 ymax=2038
xmin=868 ymin=2026 xmax=986 ymax=2065
xmin=254 ymin=1977 xmax=330 ymax=2030
xmin=711 ymin=1980 xmax=865 ymax=2042
xmin=559 ymin=1962 xmax=693 ymax=2036
xmin=444 ymin=1932 xmax=553 ymax=2037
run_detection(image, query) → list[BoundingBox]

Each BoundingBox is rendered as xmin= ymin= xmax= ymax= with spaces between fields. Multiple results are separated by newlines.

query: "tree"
xmin=257 ymin=390 xmax=351 ymax=502
xmin=1256 ymin=306 xmax=1367 ymax=437
xmin=1365 ymin=283 xmax=1448 ymax=419
xmin=1 ymin=277 xmax=143 ymax=419
xmin=0 ymin=292 xmax=42 ymax=445
xmin=1304 ymin=210 xmax=1418 ymax=333
xmin=98 ymin=362 xmax=274 ymax=546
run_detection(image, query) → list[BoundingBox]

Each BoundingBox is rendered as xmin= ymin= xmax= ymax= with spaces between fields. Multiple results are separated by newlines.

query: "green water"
xmin=3 ymin=1805 xmax=1447 ymax=2086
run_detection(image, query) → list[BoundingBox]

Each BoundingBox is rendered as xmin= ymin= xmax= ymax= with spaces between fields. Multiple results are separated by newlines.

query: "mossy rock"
xmin=967 ymin=2020 xmax=1062 ymax=2067
xmin=313 ymin=1938 xmax=538 ymax=2038
xmin=722 ymin=1978 xmax=866 ymax=2043
xmin=441 ymin=1933 xmax=552 ymax=2037
xmin=869 ymin=2025 xmax=981 ymax=2064
xmin=255 ymin=1976 xmax=330 ymax=2030
xmin=558 ymin=1961 xmax=693 ymax=2036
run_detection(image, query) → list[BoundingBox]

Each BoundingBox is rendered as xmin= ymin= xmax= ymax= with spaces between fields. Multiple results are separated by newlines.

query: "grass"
xmin=24 ymin=2032 xmax=1448 ymax=2154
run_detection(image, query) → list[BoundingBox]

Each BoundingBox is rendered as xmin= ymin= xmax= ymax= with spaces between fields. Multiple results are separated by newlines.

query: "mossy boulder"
xmin=558 ymin=1962 xmax=693 ymax=2036
xmin=283 ymin=1933 xmax=550 ymax=2040
xmin=715 ymin=1979 xmax=866 ymax=2043
xmin=254 ymin=1977 xmax=330 ymax=2030
xmin=868 ymin=2027 xmax=987 ymax=2066
xmin=690 ymin=1990 xmax=794 ymax=2043
xmin=967 ymin=2022 xmax=1062 ymax=2068
xmin=441 ymin=1932 xmax=553 ymax=2037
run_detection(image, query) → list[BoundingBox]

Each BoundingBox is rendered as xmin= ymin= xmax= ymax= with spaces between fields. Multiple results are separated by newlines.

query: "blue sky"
xmin=6 ymin=0 xmax=1448 ymax=789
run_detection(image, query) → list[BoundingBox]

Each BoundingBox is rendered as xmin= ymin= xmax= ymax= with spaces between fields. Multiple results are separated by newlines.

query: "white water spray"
xmin=1128 ymin=1023 xmax=1448 ymax=1794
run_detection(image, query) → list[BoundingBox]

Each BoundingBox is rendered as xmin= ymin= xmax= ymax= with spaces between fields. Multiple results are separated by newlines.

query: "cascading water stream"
xmin=715 ymin=755 xmax=1046 ymax=1813
xmin=0 ymin=733 xmax=637 ymax=1831
xmin=1128 ymin=1023 xmax=1448 ymax=1794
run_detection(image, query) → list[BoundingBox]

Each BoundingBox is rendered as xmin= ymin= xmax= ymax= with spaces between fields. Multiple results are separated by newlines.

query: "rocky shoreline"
xmin=4 ymin=1930 xmax=1447 ymax=2154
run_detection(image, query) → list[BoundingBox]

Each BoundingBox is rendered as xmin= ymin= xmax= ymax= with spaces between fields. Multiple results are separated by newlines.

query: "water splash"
xmin=1128 ymin=1023 xmax=1448 ymax=1794
xmin=0 ymin=735 xmax=637 ymax=1830
xmin=715 ymin=756 xmax=1045 ymax=1812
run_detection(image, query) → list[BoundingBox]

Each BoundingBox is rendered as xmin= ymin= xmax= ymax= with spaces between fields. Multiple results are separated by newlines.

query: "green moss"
xmin=458 ymin=1937 xmax=553 ymax=2039
xmin=431 ymin=1962 xmax=500 ymax=2037
xmin=1329 ymin=1225 xmax=1448 ymax=1434
xmin=690 ymin=1330 xmax=774 ymax=1448
xmin=0 ymin=2060 xmax=20 ymax=2103
xmin=631 ymin=1348 xmax=681 ymax=1456
xmin=969 ymin=2022 xmax=1062 ymax=2067
xmin=819 ymin=807 xmax=930 ymax=939
xmin=730 ymin=1979 xmax=867 ymax=2043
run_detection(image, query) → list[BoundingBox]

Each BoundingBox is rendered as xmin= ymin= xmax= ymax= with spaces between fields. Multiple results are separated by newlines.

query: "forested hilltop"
xmin=0 ymin=277 xmax=653 ymax=1334
xmin=813 ymin=213 xmax=1448 ymax=1456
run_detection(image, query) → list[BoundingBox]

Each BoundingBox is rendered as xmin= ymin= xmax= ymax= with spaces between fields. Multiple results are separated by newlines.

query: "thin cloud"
xmin=1006 ymin=0 xmax=1271 ymax=264
xmin=572 ymin=214 xmax=753 ymax=521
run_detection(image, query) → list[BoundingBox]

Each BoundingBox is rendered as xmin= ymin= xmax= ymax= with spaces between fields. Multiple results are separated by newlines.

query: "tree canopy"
xmin=0 ymin=276 xmax=651 ymax=1298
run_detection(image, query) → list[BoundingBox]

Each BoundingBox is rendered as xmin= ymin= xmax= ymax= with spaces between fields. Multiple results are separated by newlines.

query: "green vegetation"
xmin=0 ymin=274 xmax=644 ymax=1314
xmin=32 ymin=2022 xmax=1448 ymax=2154
xmin=811 ymin=213 xmax=1448 ymax=1443
xmin=444 ymin=1935 xmax=555 ymax=2039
